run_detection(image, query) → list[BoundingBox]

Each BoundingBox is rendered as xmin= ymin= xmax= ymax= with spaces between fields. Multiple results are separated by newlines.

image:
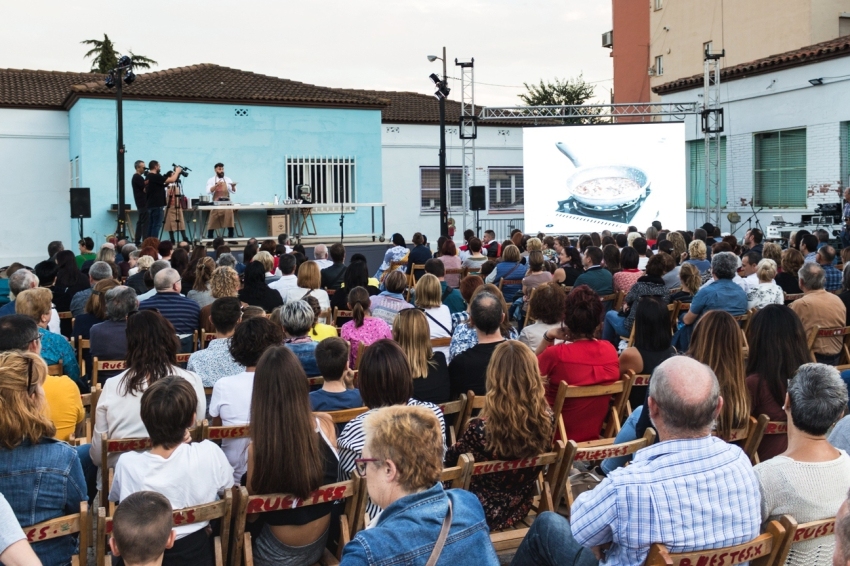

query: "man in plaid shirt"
xmin=817 ymin=245 xmax=842 ymax=292
xmin=511 ymin=356 xmax=761 ymax=566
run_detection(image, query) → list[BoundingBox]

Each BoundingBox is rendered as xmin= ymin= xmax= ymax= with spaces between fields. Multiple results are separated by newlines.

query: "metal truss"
xmin=479 ymin=102 xmax=700 ymax=121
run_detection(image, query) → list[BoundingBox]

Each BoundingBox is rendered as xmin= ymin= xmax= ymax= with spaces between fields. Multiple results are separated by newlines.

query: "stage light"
xmin=809 ymin=78 xmax=824 ymax=86
xmin=105 ymin=74 xmax=116 ymax=88
xmin=123 ymin=70 xmax=135 ymax=85
xmin=430 ymin=73 xmax=441 ymax=85
xmin=117 ymin=55 xmax=132 ymax=68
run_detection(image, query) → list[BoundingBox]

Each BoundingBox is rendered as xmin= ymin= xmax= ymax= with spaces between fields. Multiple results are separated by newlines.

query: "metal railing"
xmin=473 ymin=218 xmax=525 ymax=241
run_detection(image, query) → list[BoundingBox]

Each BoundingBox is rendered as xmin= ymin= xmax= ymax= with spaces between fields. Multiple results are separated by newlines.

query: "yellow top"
xmin=309 ymin=323 xmax=338 ymax=342
xmin=43 ymin=375 xmax=84 ymax=442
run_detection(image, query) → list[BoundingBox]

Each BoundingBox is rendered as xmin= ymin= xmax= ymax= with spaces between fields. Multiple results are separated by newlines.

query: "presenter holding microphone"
xmin=206 ymin=162 xmax=237 ymax=239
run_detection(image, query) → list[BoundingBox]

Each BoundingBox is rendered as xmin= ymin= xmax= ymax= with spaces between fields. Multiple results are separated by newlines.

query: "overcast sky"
xmin=1 ymin=0 xmax=613 ymax=106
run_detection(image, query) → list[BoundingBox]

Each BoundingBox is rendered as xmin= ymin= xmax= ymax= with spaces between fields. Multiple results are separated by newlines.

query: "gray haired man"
xmin=70 ymin=261 xmax=115 ymax=317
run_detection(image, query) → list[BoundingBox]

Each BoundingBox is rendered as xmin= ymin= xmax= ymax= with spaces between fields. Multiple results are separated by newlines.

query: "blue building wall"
xmin=68 ymin=98 xmax=383 ymax=243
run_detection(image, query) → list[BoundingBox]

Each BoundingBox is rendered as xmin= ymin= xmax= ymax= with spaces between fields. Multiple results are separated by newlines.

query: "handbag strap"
xmin=425 ymin=498 xmax=453 ymax=566
xmin=422 ymin=309 xmax=452 ymax=336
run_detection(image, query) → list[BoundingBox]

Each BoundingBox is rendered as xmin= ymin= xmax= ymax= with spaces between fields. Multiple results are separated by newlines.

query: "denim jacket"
xmin=0 ymin=437 xmax=86 ymax=566
xmin=284 ymin=338 xmax=320 ymax=376
xmin=340 ymin=483 xmax=498 ymax=566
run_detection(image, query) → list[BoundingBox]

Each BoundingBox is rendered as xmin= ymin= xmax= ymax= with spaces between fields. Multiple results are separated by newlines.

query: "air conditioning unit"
xmin=602 ymin=30 xmax=613 ymax=48
xmin=647 ymin=66 xmax=657 ymax=76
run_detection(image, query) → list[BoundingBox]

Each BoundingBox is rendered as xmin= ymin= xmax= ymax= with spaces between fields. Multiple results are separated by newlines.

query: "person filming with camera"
xmin=145 ymin=161 xmax=183 ymax=238
xmin=206 ymin=163 xmax=237 ymax=240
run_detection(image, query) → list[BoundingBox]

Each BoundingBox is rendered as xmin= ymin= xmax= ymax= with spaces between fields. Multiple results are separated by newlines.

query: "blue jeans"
xmin=600 ymin=407 xmax=642 ymax=474
xmin=511 ymin=512 xmax=598 ymax=566
xmin=76 ymin=444 xmax=98 ymax=505
xmin=602 ymin=310 xmax=629 ymax=346
xmin=147 ymin=206 xmax=164 ymax=238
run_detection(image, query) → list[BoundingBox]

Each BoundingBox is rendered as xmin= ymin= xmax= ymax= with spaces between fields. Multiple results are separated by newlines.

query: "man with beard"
xmin=205 ymin=162 xmax=237 ymax=239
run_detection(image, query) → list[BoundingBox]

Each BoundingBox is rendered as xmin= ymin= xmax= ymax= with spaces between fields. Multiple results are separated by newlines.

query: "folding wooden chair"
xmin=644 ymin=519 xmax=786 ymax=566
xmin=96 ymin=491 xmax=232 ymax=566
xmin=552 ymin=429 xmax=656 ymax=514
xmin=444 ymin=268 xmax=464 ymax=283
xmin=47 ymin=360 xmax=63 ymax=376
xmin=202 ymin=331 xmax=216 ymax=349
xmin=77 ymin=337 xmax=90 ymax=375
xmin=523 ymin=286 xmax=539 ymax=327
xmin=806 ymin=325 xmax=850 ymax=365
xmin=733 ymin=308 xmax=757 ymax=334
xmin=550 ymin=374 xmax=634 ymax=444
xmin=323 ymin=406 xmax=369 ymax=426
xmin=176 ymin=352 xmax=191 ymax=365
xmin=58 ymin=311 xmax=73 ymax=320
xmin=498 ymin=278 xmax=524 ymax=300
xmin=716 ymin=414 xmax=769 ymax=465
xmin=774 ymin=514 xmax=836 ymax=566
xmin=333 ymin=308 xmax=353 ymax=329
xmin=459 ymin=389 xmax=486 ymax=430
xmin=91 ymin=358 xmax=126 ymax=386
xmin=462 ymin=441 xmax=566 ymax=552
xmin=385 ymin=260 xmax=407 ymax=280
xmin=202 ymin=421 xmax=251 ymax=442
xmin=438 ymin=394 xmax=468 ymax=445
xmin=407 ymin=263 xmax=427 ymax=287
xmin=784 ymin=292 xmax=804 ymax=304
xmin=307 ymin=376 xmax=325 ymax=387
xmin=440 ymin=452 xmax=474 ymax=489
xmin=751 ymin=419 xmax=787 ymax=464
xmin=191 ymin=330 xmax=199 ymax=352
xmin=354 ymin=342 xmax=366 ymax=371
xmin=430 ymin=337 xmax=452 ymax=349
xmin=318 ymin=309 xmax=333 ymax=324
xmin=24 ymin=502 xmax=89 ymax=566
xmin=625 ymin=372 xmax=651 ymax=415
xmin=231 ymin=477 xmax=367 ymax=565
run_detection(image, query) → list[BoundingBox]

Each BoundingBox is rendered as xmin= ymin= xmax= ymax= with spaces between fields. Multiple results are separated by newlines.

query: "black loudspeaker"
xmin=470 ymin=185 xmax=486 ymax=211
xmin=70 ymin=188 xmax=91 ymax=218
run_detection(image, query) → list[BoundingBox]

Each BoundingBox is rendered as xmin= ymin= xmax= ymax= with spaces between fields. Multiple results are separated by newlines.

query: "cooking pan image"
xmin=556 ymin=142 xmax=651 ymax=208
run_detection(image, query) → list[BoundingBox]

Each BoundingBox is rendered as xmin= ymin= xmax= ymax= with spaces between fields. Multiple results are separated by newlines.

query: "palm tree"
xmin=81 ymin=34 xmax=157 ymax=73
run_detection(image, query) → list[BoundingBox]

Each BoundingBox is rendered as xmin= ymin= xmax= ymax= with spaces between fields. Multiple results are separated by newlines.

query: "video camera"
xmin=172 ymin=163 xmax=192 ymax=178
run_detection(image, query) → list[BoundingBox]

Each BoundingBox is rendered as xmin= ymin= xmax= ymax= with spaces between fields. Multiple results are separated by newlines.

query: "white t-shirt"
xmin=422 ymin=305 xmax=452 ymax=358
xmin=281 ymin=287 xmax=330 ymax=311
xmin=90 ymin=365 xmax=206 ymax=488
xmin=269 ymin=274 xmax=298 ymax=298
xmin=109 ymin=441 xmax=234 ymax=538
xmin=209 ymin=371 xmax=254 ymax=482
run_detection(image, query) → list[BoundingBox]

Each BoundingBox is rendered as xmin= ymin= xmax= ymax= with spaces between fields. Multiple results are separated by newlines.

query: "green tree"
xmin=81 ymin=34 xmax=157 ymax=73
xmin=519 ymin=75 xmax=604 ymax=124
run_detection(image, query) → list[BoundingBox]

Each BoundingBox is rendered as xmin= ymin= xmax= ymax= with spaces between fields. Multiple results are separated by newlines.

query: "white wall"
xmin=381 ymin=123 xmax=523 ymax=241
xmin=0 ymin=108 xmax=70 ymax=267
xmin=660 ymin=56 xmax=850 ymax=233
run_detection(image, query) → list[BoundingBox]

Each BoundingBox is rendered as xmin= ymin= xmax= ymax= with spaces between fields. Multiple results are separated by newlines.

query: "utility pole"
xmin=438 ymin=46 xmax=448 ymax=238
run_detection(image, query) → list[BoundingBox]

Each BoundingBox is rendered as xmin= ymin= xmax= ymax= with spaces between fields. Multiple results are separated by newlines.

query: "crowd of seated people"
xmin=4 ymin=224 xmax=850 ymax=565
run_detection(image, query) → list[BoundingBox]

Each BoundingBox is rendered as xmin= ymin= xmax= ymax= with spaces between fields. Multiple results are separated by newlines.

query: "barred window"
xmin=488 ymin=168 xmax=523 ymax=212
xmin=754 ymin=129 xmax=806 ymax=208
xmin=286 ymin=157 xmax=355 ymax=206
xmin=420 ymin=167 xmax=465 ymax=212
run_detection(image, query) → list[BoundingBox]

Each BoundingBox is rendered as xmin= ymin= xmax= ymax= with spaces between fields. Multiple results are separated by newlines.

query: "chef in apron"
xmin=163 ymin=179 xmax=189 ymax=243
xmin=205 ymin=162 xmax=237 ymax=239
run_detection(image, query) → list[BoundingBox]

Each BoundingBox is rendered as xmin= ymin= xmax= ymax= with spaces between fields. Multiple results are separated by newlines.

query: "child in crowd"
xmin=110 ymin=491 xmax=176 ymax=566
xmin=309 ymin=337 xmax=363 ymax=411
xmin=109 ymin=377 xmax=234 ymax=566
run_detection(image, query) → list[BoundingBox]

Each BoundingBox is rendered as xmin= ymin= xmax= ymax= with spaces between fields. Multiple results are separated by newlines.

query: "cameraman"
xmin=145 ymin=161 xmax=182 ymax=238
xmin=132 ymin=160 xmax=148 ymax=245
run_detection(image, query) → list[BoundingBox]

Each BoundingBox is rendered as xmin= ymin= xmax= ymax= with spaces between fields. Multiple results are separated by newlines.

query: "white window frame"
xmin=285 ymin=156 xmax=355 ymax=212
xmin=654 ymin=0 xmax=663 ymax=10
xmin=70 ymin=156 xmax=80 ymax=187
xmin=419 ymin=167 xmax=466 ymax=213
xmin=655 ymin=55 xmax=664 ymax=76
xmin=488 ymin=167 xmax=524 ymax=212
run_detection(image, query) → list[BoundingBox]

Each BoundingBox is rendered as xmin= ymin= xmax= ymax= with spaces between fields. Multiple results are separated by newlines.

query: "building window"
xmin=420 ymin=167 xmax=465 ymax=212
xmin=754 ymin=129 xmax=807 ymax=208
xmin=654 ymin=0 xmax=663 ymax=9
xmin=655 ymin=55 xmax=664 ymax=76
xmin=70 ymin=157 xmax=80 ymax=187
xmin=841 ymin=15 xmax=850 ymax=37
xmin=285 ymin=157 xmax=355 ymax=205
xmin=686 ymin=139 xmax=726 ymax=209
xmin=488 ymin=168 xmax=524 ymax=212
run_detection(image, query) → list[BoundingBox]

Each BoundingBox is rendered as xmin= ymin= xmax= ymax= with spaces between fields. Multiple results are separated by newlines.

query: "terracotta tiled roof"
xmin=64 ymin=64 xmax=388 ymax=109
xmin=653 ymin=35 xmax=850 ymax=94
xmin=0 ymin=69 xmax=103 ymax=109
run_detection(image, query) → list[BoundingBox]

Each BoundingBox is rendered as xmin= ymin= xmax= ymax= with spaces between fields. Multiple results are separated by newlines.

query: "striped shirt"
xmin=337 ymin=398 xmax=446 ymax=519
xmin=571 ymin=436 xmax=761 ymax=566
xmin=139 ymin=292 xmax=201 ymax=335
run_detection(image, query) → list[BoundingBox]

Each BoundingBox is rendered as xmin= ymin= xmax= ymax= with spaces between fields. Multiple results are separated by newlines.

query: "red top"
xmin=538 ymin=340 xmax=620 ymax=443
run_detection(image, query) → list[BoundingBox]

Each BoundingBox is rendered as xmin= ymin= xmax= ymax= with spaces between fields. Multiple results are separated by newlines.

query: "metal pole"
xmin=439 ymin=46 xmax=449 ymax=238
xmin=116 ymin=77 xmax=126 ymax=239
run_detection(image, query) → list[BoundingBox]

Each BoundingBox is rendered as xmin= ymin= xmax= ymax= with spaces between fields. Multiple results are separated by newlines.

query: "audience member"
xmin=186 ymin=256 xmax=215 ymax=308
xmin=819 ymin=245 xmax=842 ymax=292
xmin=53 ymin=250 xmax=91 ymax=333
xmin=187 ymin=297 xmax=245 ymax=388
xmin=89 ymin=286 xmax=137 ymax=382
xmin=603 ymin=254 xmax=669 ymax=346
xmin=303 ymin=295 xmax=337 ymax=341
xmin=613 ymin=247 xmax=642 ymax=294
xmin=449 ymin=284 xmax=517 ymax=363
xmin=573 ymin=246 xmax=613 ymax=296
xmin=0 ymin=351 xmax=85 ymax=566
xmin=337 ymin=340 xmax=446 ymax=520
xmin=413 ymin=273 xmax=452 ymax=356
xmin=462 ymin=237 xmax=488 ymax=271
xmin=790 ymin=262 xmax=847 ymax=364
xmin=329 ymin=260 xmax=379 ymax=325
xmin=602 ymin=244 xmax=621 ymax=276
xmin=446 ymin=341 xmax=552 ymax=530
xmin=406 ymin=232 xmax=432 ymax=281
xmin=310 ymin=337 xmax=362 ymax=411
xmin=280 ymin=300 xmax=321 ymax=376
xmin=422 ymin=259 xmax=466 ymax=314
xmin=67 ymin=260 xmax=113 ymax=317
xmin=369 ymin=270 xmax=413 ymax=326
xmin=91 ymin=311 xmax=205 ymax=487
xmin=72 ymin=277 xmax=119 ymax=342
xmin=535 ymin=285 xmax=619 ymax=442
xmin=342 ymin=286 xmax=393 ymax=369
xmin=245 ymin=346 xmax=340 ymax=564
xmin=510 ymin=356 xmax=760 ymax=566
xmin=485 ymin=245 xmax=527 ymax=302
xmin=438 ymin=239 xmax=462 ymax=288
xmin=341 ymin=405 xmax=498 ymax=565
xmin=683 ymin=239 xmax=711 ymax=274
xmin=268 ymin=253 xmax=298 ymax=298
xmin=393 ymin=309 xmax=450 ymax=404
xmin=75 ymin=237 xmax=96 ymax=269
xmin=126 ymin=255 xmax=154 ymax=295
xmin=110 ymin=377 xmax=233 ymax=565
xmin=0 ymin=269 xmax=57 ymax=333
xmin=209 ymin=316 xmax=282 ymax=482
xmin=137 ymin=260 xmax=171 ymax=302
xmin=841 ymin=264 xmax=850 ymax=326
xmin=279 ymin=261 xmax=330 ymax=310
xmin=238 ymin=262 xmax=284 ymax=313
xmin=198 ymin=266 xmax=240 ymax=335
xmin=746 ymin=258 xmax=784 ymax=309
xmin=670 ymin=261 xmax=701 ymax=303
xmin=552 ymin=247 xmax=584 ymax=287
xmin=449 ymin=291 xmax=507 ymax=398
xmin=0 ymin=492 xmax=41 ymax=565
xmin=518 ymin=283 xmax=565 ymax=352
xmin=109 ymin=491 xmax=175 ymax=566
xmin=632 ymin=237 xmax=652 ymax=270
xmin=755 ymin=363 xmax=850 ymax=563
xmin=139 ymin=268 xmax=202 ymax=343
xmin=320 ymin=243 xmax=347 ymax=290
xmin=801 ymin=234 xmax=820 ymax=263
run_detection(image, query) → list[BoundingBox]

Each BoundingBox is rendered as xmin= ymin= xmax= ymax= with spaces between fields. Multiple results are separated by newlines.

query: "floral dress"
xmin=445 ymin=416 xmax=552 ymax=531
xmin=340 ymin=317 xmax=394 ymax=368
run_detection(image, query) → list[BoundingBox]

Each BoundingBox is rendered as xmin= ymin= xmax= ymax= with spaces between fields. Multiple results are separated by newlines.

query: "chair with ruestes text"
xmin=549 ymin=374 xmax=634 ymax=445
xmin=643 ymin=519 xmax=786 ymax=566
xmin=230 ymin=477 xmax=367 ymax=566
xmin=24 ymin=502 xmax=89 ymax=566
xmin=774 ymin=514 xmax=836 ymax=566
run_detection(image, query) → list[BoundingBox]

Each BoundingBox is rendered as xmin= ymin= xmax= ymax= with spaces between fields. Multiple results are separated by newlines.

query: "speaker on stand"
xmin=469 ymin=185 xmax=486 ymax=237
xmin=70 ymin=188 xmax=91 ymax=240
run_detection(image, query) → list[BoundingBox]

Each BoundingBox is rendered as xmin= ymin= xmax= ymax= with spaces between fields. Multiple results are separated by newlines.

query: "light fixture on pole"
xmin=809 ymin=78 xmax=824 ymax=86
xmin=104 ymin=54 xmax=135 ymax=239
xmin=428 ymin=47 xmax=450 ymax=238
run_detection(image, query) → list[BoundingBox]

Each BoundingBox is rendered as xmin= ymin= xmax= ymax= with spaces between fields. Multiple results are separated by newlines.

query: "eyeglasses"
xmin=354 ymin=458 xmax=379 ymax=477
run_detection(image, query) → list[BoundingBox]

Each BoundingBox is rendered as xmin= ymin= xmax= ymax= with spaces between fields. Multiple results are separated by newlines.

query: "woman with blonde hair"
xmin=392 ymin=309 xmax=450 ymax=404
xmin=254 ymin=250 xmax=279 ymax=284
xmin=683 ymin=239 xmax=710 ymax=274
xmin=0 ymin=350 xmax=86 ymax=566
xmin=747 ymin=258 xmax=784 ymax=310
xmin=280 ymin=260 xmax=330 ymax=310
xmin=413 ymin=273 xmax=452 ymax=357
xmin=199 ymin=266 xmax=241 ymax=334
xmin=485 ymin=244 xmax=527 ymax=302
xmin=445 ymin=341 xmax=552 ymax=530
xmin=671 ymin=262 xmax=702 ymax=303
xmin=762 ymin=242 xmax=782 ymax=266
xmin=16 ymin=288 xmax=82 ymax=387
xmin=187 ymin=256 xmax=216 ymax=308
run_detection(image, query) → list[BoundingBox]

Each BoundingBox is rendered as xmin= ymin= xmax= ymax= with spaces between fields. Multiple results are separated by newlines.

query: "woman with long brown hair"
xmin=445 ymin=341 xmax=552 ymax=530
xmin=89 ymin=310 xmax=205 ymax=485
xmin=244 ymin=346 xmax=338 ymax=565
xmin=340 ymin=286 xmax=392 ymax=369
xmin=392 ymin=309 xmax=450 ymax=404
